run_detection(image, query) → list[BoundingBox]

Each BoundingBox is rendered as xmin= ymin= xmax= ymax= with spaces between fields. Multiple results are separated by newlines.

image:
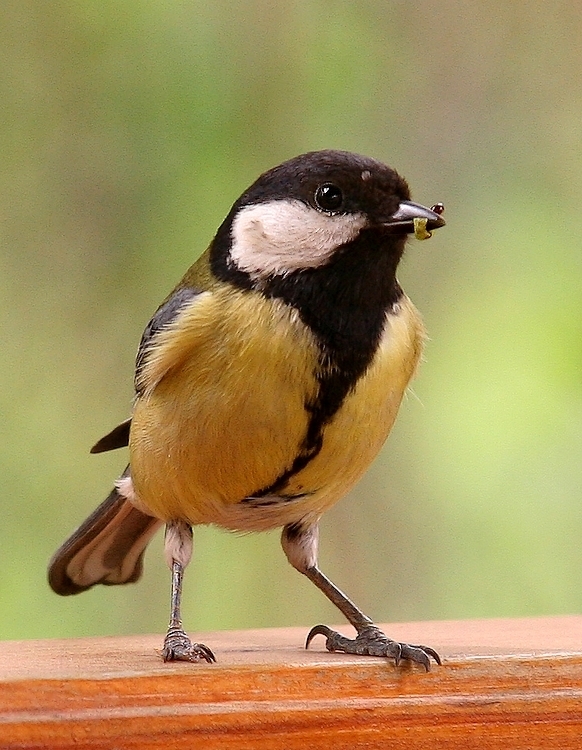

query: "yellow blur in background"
xmin=1 ymin=0 xmax=581 ymax=641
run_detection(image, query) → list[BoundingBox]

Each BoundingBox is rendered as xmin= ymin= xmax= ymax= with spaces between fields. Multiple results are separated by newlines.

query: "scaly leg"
xmin=281 ymin=522 xmax=440 ymax=671
xmin=161 ymin=521 xmax=215 ymax=663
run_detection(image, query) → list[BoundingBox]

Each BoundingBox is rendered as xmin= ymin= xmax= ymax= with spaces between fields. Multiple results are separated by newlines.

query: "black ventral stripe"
xmin=241 ymin=229 xmax=405 ymax=501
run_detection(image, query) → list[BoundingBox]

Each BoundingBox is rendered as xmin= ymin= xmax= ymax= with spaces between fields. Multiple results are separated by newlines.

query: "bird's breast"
xmin=129 ymin=287 xmax=424 ymax=530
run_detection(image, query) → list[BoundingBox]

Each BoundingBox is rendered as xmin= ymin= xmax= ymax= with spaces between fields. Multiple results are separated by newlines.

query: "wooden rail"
xmin=1 ymin=616 xmax=581 ymax=748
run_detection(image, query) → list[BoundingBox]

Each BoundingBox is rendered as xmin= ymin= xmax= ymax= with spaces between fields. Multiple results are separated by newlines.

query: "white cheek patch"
xmin=230 ymin=199 xmax=367 ymax=277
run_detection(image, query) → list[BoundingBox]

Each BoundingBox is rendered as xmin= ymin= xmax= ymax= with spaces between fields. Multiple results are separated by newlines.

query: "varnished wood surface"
xmin=1 ymin=616 xmax=581 ymax=749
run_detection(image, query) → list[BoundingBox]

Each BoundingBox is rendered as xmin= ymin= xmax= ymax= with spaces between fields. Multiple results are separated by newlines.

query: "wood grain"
xmin=1 ymin=616 xmax=581 ymax=749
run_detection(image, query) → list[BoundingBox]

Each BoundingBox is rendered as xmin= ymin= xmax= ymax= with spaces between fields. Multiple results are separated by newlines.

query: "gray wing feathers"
xmin=89 ymin=288 xmax=200 ymax=453
xmin=135 ymin=286 xmax=200 ymax=393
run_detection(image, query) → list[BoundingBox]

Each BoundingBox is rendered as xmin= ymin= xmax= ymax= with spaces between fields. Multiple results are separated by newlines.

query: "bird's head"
xmin=210 ymin=150 xmax=445 ymax=285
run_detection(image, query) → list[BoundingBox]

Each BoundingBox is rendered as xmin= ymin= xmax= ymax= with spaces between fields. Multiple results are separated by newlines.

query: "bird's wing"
xmin=134 ymin=286 xmax=201 ymax=393
xmin=89 ymin=286 xmax=202 ymax=454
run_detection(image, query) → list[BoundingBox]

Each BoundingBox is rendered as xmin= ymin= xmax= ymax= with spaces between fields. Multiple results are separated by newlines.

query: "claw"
xmin=305 ymin=624 xmax=334 ymax=649
xmin=416 ymin=644 xmax=442 ymax=667
xmin=305 ymin=624 xmax=441 ymax=671
xmin=393 ymin=641 xmax=402 ymax=667
xmin=161 ymin=627 xmax=216 ymax=663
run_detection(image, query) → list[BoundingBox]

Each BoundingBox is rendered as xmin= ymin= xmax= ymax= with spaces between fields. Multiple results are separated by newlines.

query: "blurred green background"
xmin=2 ymin=0 xmax=581 ymax=643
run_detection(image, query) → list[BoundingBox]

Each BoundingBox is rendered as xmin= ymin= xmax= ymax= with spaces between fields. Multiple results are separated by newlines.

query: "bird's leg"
xmin=161 ymin=521 xmax=215 ymax=663
xmin=281 ymin=522 xmax=440 ymax=671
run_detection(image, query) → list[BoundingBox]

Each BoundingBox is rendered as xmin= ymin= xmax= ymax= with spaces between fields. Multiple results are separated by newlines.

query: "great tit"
xmin=48 ymin=150 xmax=445 ymax=670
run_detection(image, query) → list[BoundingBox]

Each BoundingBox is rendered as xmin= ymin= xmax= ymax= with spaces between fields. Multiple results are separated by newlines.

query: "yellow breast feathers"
xmin=129 ymin=288 xmax=424 ymax=530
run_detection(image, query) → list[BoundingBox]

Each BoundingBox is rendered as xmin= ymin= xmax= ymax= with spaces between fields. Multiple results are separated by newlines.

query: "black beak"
xmin=383 ymin=200 xmax=446 ymax=234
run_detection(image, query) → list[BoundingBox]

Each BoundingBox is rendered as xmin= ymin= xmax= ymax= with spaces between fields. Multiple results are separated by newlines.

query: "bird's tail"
xmin=48 ymin=467 xmax=163 ymax=595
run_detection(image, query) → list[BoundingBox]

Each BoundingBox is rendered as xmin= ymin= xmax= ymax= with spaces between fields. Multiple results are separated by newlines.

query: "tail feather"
xmin=48 ymin=469 xmax=163 ymax=595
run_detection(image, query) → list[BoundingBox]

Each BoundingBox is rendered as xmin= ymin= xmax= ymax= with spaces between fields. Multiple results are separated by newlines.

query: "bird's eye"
xmin=314 ymin=183 xmax=343 ymax=212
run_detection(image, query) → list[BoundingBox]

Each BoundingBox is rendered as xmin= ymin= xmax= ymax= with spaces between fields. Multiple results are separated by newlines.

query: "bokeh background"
xmin=2 ymin=0 xmax=581 ymax=642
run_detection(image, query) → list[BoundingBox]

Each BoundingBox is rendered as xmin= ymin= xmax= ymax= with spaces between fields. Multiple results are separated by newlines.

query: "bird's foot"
xmin=161 ymin=626 xmax=216 ymax=663
xmin=306 ymin=624 xmax=441 ymax=671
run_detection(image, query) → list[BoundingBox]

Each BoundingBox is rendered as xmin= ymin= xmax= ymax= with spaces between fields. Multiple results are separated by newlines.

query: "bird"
xmin=48 ymin=149 xmax=445 ymax=670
